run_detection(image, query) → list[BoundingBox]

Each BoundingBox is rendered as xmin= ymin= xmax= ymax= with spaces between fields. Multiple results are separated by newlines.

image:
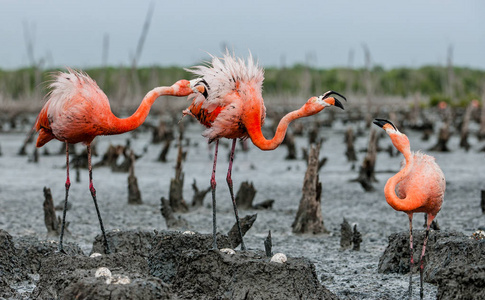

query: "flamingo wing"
xmin=396 ymin=152 xmax=445 ymax=215
xmin=35 ymin=69 xmax=111 ymax=146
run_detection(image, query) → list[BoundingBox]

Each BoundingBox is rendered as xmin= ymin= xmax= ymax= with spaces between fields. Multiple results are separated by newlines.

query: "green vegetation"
xmin=0 ymin=65 xmax=483 ymax=108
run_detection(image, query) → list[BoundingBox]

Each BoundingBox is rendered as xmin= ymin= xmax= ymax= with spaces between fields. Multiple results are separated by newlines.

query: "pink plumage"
xmin=183 ymin=51 xmax=266 ymax=142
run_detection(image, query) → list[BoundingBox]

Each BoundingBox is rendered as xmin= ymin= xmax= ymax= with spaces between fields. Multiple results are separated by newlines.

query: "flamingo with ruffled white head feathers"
xmin=184 ymin=51 xmax=346 ymax=250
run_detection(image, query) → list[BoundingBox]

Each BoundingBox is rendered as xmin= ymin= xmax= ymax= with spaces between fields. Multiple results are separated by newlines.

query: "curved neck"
xmin=384 ymin=143 xmax=416 ymax=212
xmin=106 ymin=86 xmax=173 ymax=134
xmin=246 ymin=103 xmax=318 ymax=150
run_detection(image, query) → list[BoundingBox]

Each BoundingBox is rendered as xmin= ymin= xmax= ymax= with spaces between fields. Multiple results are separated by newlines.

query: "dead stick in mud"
xmin=429 ymin=123 xmax=451 ymax=152
xmin=479 ymin=85 xmax=485 ymax=140
xmin=32 ymin=147 xmax=38 ymax=163
xmin=481 ymin=190 xmax=485 ymax=214
xmin=128 ymin=150 xmax=142 ymax=205
xmin=340 ymin=218 xmax=352 ymax=250
xmin=227 ymin=214 xmax=257 ymax=249
xmin=191 ymin=179 xmax=211 ymax=208
xmin=252 ymin=199 xmax=274 ymax=210
xmin=264 ymin=230 xmax=272 ymax=257
xmin=344 ymin=127 xmax=357 ymax=166
xmin=284 ymin=133 xmax=297 ymax=160
xmin=158 ymin=139 xmax=172 ymax=162
xmin=292 ymin=143 xmax=327 ymax=234
xmin=160 ymin=197 xmax=188 ymax=229
xmin=235 ymin=181 xmax=257 ymax=210
xmin=353 ymin=128 xmax=378 ymax=192
xmin=43 ymin=187 xmax=62 ymax=236
xmin=128 ymin=2 xmax=154 ymax=96
xmin=18 ymin=126 xmax=35 ymax=156
xmin=362 ymin=43 xmax=374 ymax=128
xmin=169 ymin=134 xmax=188 ymax=213
xmin=459 ymin=102 xmax=476 ymax=151
xmin=308 ymin=124 xmax=319 ymax=145
xmin=352 ymin=224 xmax=362 ymax=251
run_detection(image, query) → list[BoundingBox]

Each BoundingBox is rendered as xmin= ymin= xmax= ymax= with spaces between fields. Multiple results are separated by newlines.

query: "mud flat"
xmin=1 ymin=119 xmax=485 ymax=299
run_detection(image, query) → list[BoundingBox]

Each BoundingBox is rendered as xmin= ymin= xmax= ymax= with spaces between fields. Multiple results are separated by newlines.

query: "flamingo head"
xmin=304 ymin=90 xmax=346 ymax=114
xmin=171 ymin=79 xmax=206 ymax=97
xmin=373 ymin=119 xmax=410 ymax=151
xmin=189 ymin=78 xmax=209 ymax=98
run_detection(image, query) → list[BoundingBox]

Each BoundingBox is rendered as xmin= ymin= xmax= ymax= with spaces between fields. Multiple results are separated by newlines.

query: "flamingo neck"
xmin=107 ymin=87 xmax=172 ymax=134
xmin=246 ymin=103 xmax=318 ymax=151
xmin=384 ymin=140 xmax=415 ymax=212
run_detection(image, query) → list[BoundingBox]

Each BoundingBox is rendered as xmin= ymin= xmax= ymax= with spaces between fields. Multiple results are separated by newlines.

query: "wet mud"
xmin=1 ymin=118 xmax=485 ymax=299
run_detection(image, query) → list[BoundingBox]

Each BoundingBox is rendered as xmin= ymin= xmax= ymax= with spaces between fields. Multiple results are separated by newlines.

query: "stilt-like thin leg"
xmin=87 ymin=145 xmax=111 ymax=254
xmin=58 ymin=142 xmax=71 ymax=253
xmin=210 ymin=140 xmax=219 ymax=249
xmin=408 ymin=214 xmax=414 ymax=300
xmin=419 ymin=215 xmax=433 ymax=300
xmin=226 ymin=139 xmax=246 ymax=250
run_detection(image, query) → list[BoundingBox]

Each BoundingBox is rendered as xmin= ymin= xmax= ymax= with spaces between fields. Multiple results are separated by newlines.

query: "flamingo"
xmin=35 ymin=69 xmax=200 ymax=254
xmin=183 ymin=52 xmax=346 ymax=250
xmin=373 ymin=119 xmax=445 ymax=300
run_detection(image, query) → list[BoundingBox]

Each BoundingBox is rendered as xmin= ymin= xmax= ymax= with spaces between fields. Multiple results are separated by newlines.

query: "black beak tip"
xmin=334 ymin=99 xmax=344 ymax=110
xmin=373 ymin=118 xmax=396 ymax=130
xmin=373 ymin=119 xmax=383 ymax=127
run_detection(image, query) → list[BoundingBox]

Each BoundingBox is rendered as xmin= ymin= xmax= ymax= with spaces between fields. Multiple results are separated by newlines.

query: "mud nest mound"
xmin=169 ymin=249 xmax=337 ymax=299
xmin=378 ymin=230 xmax=485 ymax=300
xmin=32 ymin=252 xmax=167 ymax=299
xmin=2 ymin=229 xmax=338 ymax=299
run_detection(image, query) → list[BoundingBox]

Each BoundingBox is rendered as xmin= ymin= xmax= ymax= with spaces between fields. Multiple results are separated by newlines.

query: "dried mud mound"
xmin=170 ymin=249 xmax=337 ymax=300
xmin=1 ymin=229 xmax=82 ymax=298
xmin=378 ymin=230 xmax=485 ymax=300
xmin=147 ymin=230 xmax=232 ymax=282
xmin=0 ymin=230 xmax=21 ymax=298
xmin=96 ymin=230 xmax=336 ymax=299
xmin=3 ymin=229 xmax=338 ymax=299
xmin=435 ymin=265 xmax=485 ymax=300
xmin=91 ymin=229 xmax=157 ymax=257
xmin=0 ymin=229 xmax=23 ymax=281
xmin=377 ymin=230 xmax=466 ymax=275
xmin=32 ymin=252 xmax=168 ymax=299
xmin=14 ymin=235 xmax=83 ymax=273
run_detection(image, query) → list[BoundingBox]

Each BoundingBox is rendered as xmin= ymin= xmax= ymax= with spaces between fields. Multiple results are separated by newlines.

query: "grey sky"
xmin=1 ymin=0 xmax=484 ymax=70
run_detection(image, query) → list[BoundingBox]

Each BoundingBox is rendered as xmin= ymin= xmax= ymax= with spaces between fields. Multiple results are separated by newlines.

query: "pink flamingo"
xmin=374 ymin=119 xmax=445 ymax=299
xmin=35 ymin=69 xmax=200 ymax=253
xmin=183 ymin=52 xmax=346 ymax=250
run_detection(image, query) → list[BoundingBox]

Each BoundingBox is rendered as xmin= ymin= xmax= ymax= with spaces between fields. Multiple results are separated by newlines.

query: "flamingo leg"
xmin=226 ymin=139 xmax=246 ymax=250
xmin=87 ymin=145 xmax=111 ymax=254
xmin=58 ymin=142 xmax=71 ymax=253
xmin=210 ymin=140 xmax=219 ymax=249
xmin=408 ymin=214 xmax=414 ymax=300
xmin=419 ymin=215 xmax=433 ymax=300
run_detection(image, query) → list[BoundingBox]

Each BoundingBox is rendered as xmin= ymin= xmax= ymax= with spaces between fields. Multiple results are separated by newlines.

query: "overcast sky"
xmin=1 ymin=0 xmax=484 ymax=70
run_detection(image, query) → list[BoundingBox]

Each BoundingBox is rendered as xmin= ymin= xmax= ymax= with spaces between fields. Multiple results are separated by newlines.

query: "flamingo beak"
xmin=333 ymin=98 xmax=344 ymax=110
xmin=323 ymin=97 xmax=345 ymax=110
xmin=322 ymin=90 xmax=346 ymax=110
xmin=191 ymin=78 xmax=209 ymax=98
xmin=373 ymin=119 xmax=397 ymax=130
xmin=195 ymin=85 xmax=206 ymax=94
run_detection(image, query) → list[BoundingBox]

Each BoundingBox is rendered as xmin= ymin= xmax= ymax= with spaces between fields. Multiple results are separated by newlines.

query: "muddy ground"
xmin=0 ymin=113 xmax=484 ymax=299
